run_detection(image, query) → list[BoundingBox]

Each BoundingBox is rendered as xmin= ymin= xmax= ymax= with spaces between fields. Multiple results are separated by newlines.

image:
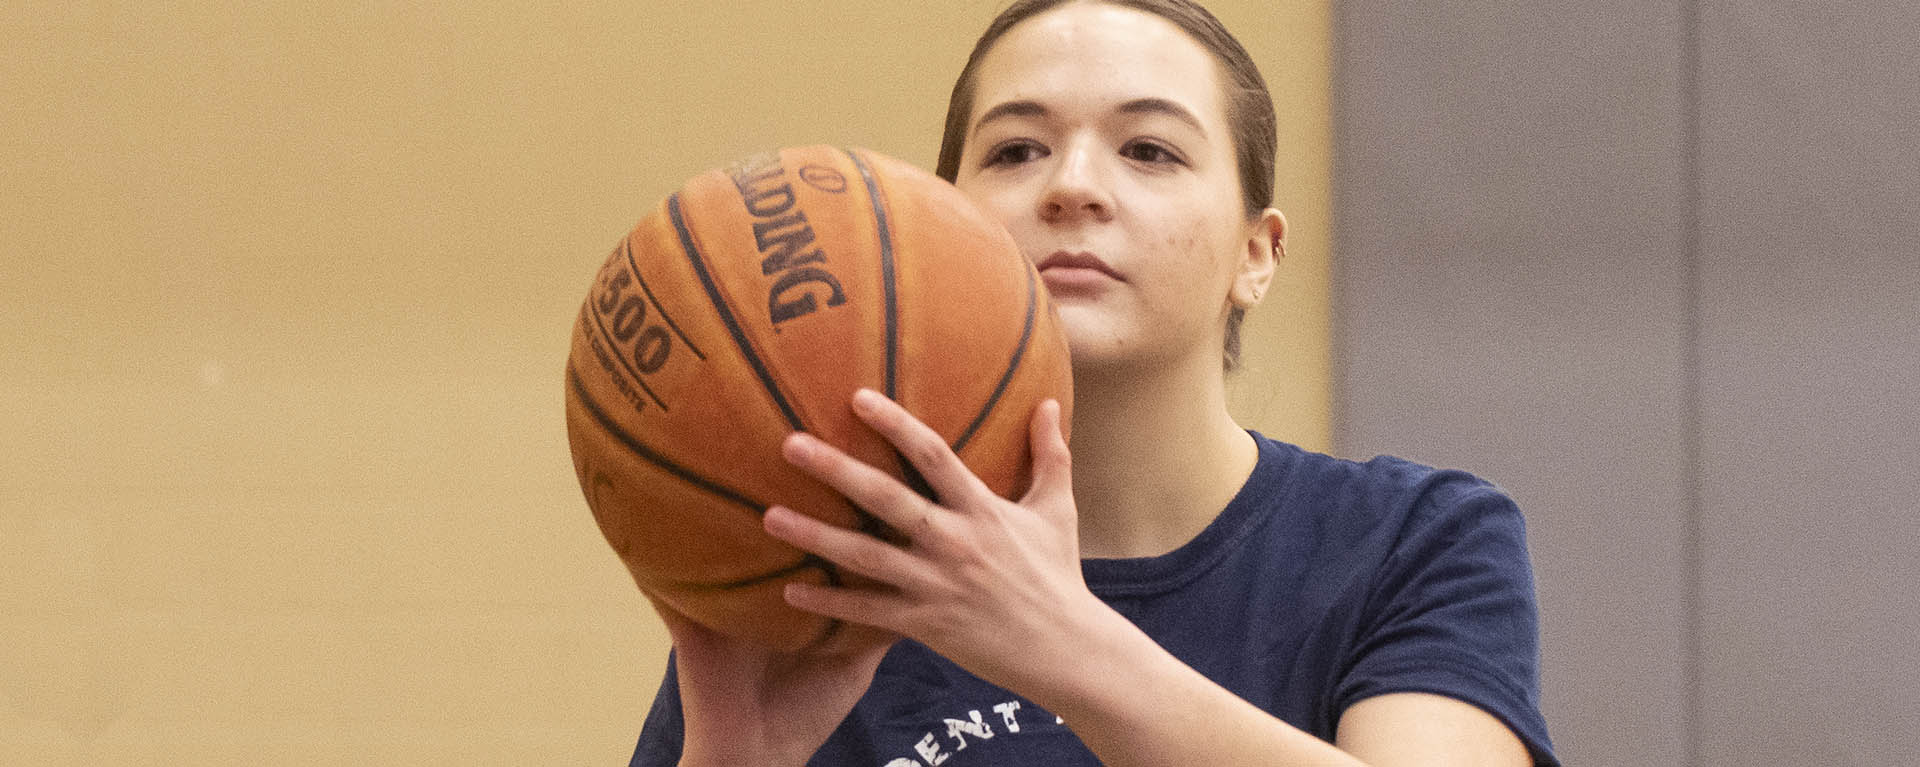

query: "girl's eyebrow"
xmin=972 ymin=100 xmax=1049 ymax=135
xmin=974 ymin=98 xmax=1207 ymax=135
xmin=1115 ymin=97 xmax=1205 ymax=134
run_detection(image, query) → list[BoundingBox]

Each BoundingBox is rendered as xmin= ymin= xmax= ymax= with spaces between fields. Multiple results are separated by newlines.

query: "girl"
xmin=635 ymin=1 xmax=1556 ymax=765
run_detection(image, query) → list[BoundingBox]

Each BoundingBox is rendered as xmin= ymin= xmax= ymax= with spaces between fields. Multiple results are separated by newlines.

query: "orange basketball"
xmin=564 ymin=146 xmax=1072 ymax=652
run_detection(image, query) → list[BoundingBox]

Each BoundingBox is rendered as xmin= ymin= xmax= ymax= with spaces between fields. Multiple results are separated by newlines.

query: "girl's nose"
xmin=1038 ymin=140 xmax=1115 ymax=224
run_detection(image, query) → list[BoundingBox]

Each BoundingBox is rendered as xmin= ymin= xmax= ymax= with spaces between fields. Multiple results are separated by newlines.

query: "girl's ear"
xmin=1231 ymin=208 xmax=1285 ymax=308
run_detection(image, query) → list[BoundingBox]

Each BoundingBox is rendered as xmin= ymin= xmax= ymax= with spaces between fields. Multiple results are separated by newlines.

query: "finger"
xmin=850 ymin=388 xmax=991 ymax=505
xmin=783 ymin=580 xmax=911 ymax=636
xmin=764 ymin=506 xmax=930 ymax=590
xmin=783 ymin=431 xmax=939 ymax=538
xmin=1020 ymin=399 xmax=1074 ymax=508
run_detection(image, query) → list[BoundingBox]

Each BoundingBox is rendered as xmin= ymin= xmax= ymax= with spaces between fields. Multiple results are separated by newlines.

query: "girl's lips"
xmin=1036 ymin=251 xmax=1122 ymax=295
xmin=1036 ymin=251 xmax=1123 ymax=281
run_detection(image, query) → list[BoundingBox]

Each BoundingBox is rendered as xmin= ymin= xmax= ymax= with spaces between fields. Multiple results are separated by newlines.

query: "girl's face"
xmin=952 ymin=2 xmax=1275 ymax=375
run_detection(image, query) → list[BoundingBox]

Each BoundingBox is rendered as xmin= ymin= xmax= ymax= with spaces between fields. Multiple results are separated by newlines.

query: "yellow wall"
xmin=1 ymin=2 xmax=1328 ymax=763
xmin=1217 ymin=2 xmax=1334 ymax=451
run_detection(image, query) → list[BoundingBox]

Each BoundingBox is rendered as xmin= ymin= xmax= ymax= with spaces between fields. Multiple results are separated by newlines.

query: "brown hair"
xmin=934 ymin=0 xmax=1277 ymax=371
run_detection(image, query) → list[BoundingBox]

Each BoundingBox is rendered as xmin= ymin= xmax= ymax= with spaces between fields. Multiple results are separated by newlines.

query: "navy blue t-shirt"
xmin=632 ymin=434 xmax=1558 ymax=766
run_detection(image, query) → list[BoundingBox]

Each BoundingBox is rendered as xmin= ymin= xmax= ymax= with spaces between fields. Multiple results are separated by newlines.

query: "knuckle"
xmin=915 ymin=515 xmax=967 ymax=554
xmin=910 ymin=506 xmax=944 ymax=537
xmin=905 ymin=438 xmax=947 ymax=469
xmin=844 ymin=543 xmax=890 ymax=577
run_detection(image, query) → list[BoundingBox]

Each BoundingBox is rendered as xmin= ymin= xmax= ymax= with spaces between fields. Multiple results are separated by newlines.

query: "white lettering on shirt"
xmin=886 ymin=699 xmax=1053 ymax=765
xmin=944 ymin=709 xmax=994 ymax=751
xmin=993 ymin=701 xmax=1022 ymax=733
xmin=914 ymin=732 xmax=948 ymax=765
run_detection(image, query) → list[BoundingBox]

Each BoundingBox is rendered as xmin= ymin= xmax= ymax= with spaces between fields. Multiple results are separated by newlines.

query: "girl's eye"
xmin=1121 ymin=140 xmax=1184 ymax=165
xmin=982 ymin=141 xmax=1047 ymax=167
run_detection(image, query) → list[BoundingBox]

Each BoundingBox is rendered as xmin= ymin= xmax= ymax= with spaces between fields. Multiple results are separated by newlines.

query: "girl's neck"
xmin=1065 ymin=352 xmax=1258 ymax=560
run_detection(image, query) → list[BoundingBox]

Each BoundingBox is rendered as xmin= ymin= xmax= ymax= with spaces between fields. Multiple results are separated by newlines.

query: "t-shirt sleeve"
xmin=629 ymin=653 xmax=685 ymax=767
xmin=1332 ymin=473 xmax=1559 ymax=766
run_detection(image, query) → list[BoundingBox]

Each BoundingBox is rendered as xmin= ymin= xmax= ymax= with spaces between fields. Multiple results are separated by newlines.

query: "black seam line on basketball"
xmin=951 ymin=263 xmax=1039 ymax=454
xmin=843 ymin=148 xmax=899 ymax=401
xmin=856 ymin=505 xmax=891 ymax=539
xmin=896 ymin=455 xmax=940 ymax=503
xmin=834 ymin=151 xmax=910 ymax=510
xmin=566 ymin=364 xmax=768 ymax=513
xmin=667 ymin=555 xmax=831 ymax=592
xmin=667 ymin=192 xmax=808 ymax=432
xmin=623 ymin=235 xmax=706 ymax=361
xmin=584 ymin=299 xmax=671 ymax=413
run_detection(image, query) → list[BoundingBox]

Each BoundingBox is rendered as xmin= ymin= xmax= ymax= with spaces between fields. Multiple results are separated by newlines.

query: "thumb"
xmin=1020 ymin=399 xmax=1074 ymax=510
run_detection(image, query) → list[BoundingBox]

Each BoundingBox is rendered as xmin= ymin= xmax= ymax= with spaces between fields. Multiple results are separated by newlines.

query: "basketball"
xmin=564 ymin=145 xmax=1073 ymax=652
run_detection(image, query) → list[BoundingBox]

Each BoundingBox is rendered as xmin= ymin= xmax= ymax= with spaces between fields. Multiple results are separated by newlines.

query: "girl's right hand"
xmin=654 ymin=601 xmax=894 ymax=767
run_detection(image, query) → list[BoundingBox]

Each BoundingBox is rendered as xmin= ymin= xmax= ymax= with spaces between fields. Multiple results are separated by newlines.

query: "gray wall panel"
xmin=1337 ymin=0 xmax=1920 ymax=764
xmin=1697 ymin=3 xmax=1920 ymax=765
xmin=1331 ymin=3 xmax=1690 ymax=765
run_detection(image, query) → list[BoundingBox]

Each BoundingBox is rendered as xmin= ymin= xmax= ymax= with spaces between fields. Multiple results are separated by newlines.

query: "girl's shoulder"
xmin=1246 ymin=433 xmax=1525 ymax=554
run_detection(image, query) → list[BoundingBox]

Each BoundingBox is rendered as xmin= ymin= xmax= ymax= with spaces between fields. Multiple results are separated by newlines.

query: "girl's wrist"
xmin=1008 ymin=595 xmax=1147 ymax=718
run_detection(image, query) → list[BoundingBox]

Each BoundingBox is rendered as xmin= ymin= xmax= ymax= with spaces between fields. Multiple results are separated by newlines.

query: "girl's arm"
xmin=767 ymin=388 xmax=1531 ymax=767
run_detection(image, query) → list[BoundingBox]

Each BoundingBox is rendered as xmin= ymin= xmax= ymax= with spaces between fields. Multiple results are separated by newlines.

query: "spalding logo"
xmin=727 ymin=153 xmax=849 ymax=326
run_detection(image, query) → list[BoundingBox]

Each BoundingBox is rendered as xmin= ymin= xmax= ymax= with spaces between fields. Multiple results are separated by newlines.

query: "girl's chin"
xmin=1057 ymin=313 xmax=1218 ymax=378
xmin=1058 ymin=323 xmax=1142 ymax=373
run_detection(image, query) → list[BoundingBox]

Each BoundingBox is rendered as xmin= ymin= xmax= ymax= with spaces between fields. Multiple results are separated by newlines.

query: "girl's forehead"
xmin=969 ymin=4 xmax=1227 ymax=128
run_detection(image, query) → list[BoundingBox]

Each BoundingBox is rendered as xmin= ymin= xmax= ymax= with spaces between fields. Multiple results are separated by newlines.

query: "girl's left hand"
xmin=763 ymin=388 xmax=1106 ymax=695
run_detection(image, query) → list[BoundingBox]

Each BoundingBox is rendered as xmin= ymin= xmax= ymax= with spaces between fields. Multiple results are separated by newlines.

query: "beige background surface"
xmin=3 ymin=1 xmax=1331 ymax=763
